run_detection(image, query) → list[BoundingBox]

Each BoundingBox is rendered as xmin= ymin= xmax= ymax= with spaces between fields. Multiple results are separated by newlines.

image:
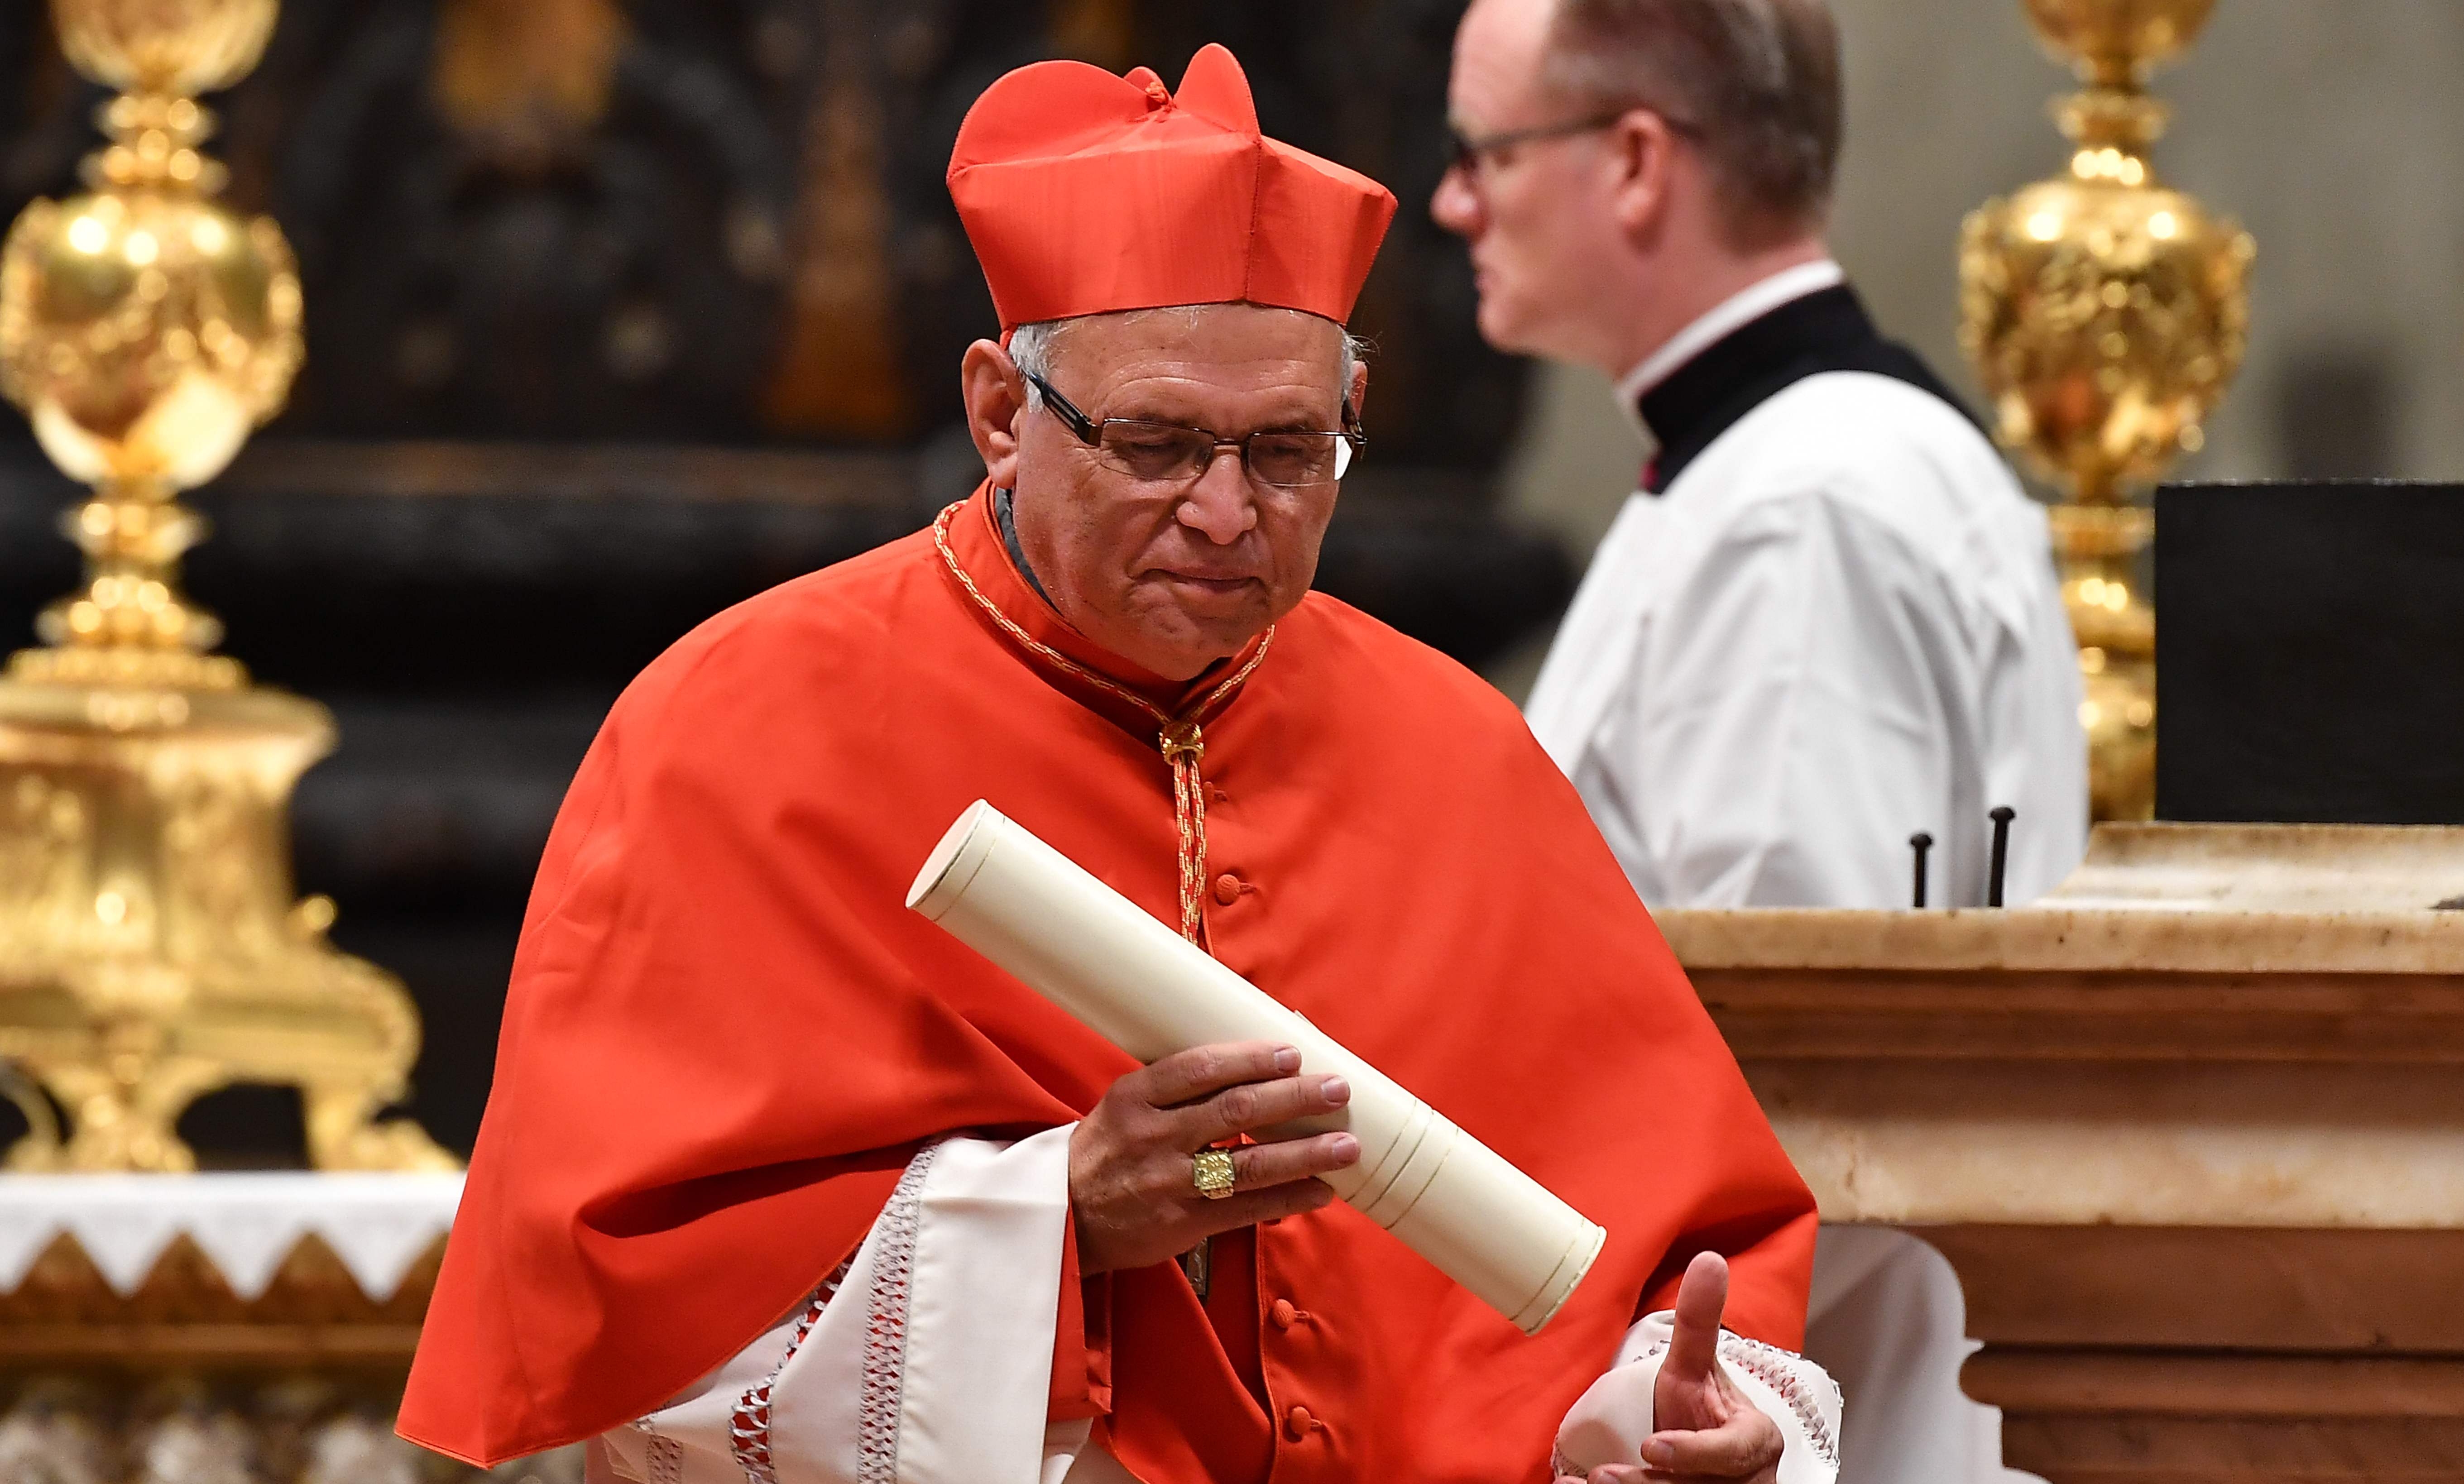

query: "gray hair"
xmin=1010 ymin=308 xmax=1369 ymax=413
xmin=1544 ymin=0 xmax=1842 ymax=238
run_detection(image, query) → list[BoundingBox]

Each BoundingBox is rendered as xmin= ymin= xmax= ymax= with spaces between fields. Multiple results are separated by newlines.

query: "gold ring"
xmin=1192 ymin=1148 xmax=1237 ymax=1200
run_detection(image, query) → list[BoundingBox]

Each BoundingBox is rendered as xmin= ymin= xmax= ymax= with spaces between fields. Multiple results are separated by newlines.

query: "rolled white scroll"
xmin=907 ymin=799 xmax=1607 ymax=1335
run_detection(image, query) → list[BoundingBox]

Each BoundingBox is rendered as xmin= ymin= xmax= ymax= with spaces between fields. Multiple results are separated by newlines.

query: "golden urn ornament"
xmin=0 ymin=0 xmax=454 ymax=1173
xmin=1959 ymin=0 xmax=2254 ymax=820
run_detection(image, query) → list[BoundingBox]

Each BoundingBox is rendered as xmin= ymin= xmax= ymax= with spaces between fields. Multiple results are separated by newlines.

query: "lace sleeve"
xmin=600 ymin=1129 xmax=1093 ymax=1484
xmin=1554 ymin=1311 xmax=1842 ymax=1484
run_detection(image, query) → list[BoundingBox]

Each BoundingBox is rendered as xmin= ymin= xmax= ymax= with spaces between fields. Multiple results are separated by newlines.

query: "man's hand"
xmin=1069 ymin=1040 xmax=1359 ymax=1274
xmin=1555 ymin=1252 xmax=1784 ymax=1484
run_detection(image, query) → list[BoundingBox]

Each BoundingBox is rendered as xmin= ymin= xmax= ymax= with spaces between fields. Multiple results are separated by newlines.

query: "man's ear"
xmin=1609 ymin=110 xmax=1682 ymax=240
xmin=1348 ymin=358 xmax=1371 ymax=424
xmin=960 ymin=339 xmax=1027 ymax=489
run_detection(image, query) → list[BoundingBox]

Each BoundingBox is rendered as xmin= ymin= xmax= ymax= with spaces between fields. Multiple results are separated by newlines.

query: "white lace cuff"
xmin=1553 ymin=1312 xmax=1842 ymax=1484
xmin=600 ymin=1127 xmax=1084 ymax=1484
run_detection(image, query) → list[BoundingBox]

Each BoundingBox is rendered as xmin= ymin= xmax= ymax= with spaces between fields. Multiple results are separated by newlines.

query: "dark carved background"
xmin=0 ymin=0 xmax=1570 ymax=1159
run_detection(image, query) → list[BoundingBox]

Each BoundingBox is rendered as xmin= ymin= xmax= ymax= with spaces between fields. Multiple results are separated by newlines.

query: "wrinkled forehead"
xmin=1031 ymin=304 xmax=1352 ymax=407
xmin=1036 ymin=304 xmax=1344 ymax=364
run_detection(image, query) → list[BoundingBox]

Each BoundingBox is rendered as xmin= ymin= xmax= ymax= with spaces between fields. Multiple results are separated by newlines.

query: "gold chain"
xmin=933 ymin=502 xmax=1272 ymax=941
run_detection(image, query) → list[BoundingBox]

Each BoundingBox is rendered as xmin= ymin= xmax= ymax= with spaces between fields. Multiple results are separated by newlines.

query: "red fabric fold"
xmin=1050 ymin=1209 xmax=1113 ymax=1422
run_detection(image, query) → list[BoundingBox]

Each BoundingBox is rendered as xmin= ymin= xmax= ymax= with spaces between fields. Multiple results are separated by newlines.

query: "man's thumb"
xmin=1663 ymin=1251 xmax=1730 ymax=1383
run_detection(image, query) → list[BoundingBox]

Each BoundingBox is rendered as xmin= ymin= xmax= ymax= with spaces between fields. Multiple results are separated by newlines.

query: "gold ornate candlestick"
xmin=1959 ymin=0 xmax=2254 ymax=820
xmin=0 ymin=0 xmax=453 ymax=1172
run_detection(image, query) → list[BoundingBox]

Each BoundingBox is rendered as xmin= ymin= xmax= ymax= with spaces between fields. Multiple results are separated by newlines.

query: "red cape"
xmin=400 ymin=488 xmax=1816 ymax=1481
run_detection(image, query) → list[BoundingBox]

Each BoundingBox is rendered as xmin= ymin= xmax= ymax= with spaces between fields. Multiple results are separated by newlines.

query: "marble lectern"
xmin=1663 ymin=822 xmax=2464 ymax=1483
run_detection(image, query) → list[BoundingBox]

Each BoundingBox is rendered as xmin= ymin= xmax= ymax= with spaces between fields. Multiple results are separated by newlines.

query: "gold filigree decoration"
xmin=1959 ymin=0 xmax=2253 ymax=821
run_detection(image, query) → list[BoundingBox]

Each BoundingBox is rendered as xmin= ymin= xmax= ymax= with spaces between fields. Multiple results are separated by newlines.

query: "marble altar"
xmin=1663 ymin=823 xmax=2464 ymax=1482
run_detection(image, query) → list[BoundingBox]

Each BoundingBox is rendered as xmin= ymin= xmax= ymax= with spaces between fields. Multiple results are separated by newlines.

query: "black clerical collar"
xmin=1634 ymin=283 xmax=1980 ymax=493
xmin=992 ymin=486 xmax=1053 ymax=604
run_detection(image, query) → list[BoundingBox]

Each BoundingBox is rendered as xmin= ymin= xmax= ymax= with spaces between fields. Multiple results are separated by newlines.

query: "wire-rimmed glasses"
xmin=1024 ymin=371 xmax=1363 ymax=489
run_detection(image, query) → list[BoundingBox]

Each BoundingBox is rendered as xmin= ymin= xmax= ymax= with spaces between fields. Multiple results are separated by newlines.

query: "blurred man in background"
xmin=1436 ymin=0 xmax=2090 ymax=1480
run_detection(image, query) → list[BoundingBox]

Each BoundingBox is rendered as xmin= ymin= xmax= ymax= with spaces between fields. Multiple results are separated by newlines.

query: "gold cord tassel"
xmin=1161 ymin=721 xmax=1208 ymax=943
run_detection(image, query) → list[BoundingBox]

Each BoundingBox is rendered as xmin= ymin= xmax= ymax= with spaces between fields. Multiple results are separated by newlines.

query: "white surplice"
xmin=600 ymin=1132 xmax=1840 ymax=1484
xmin=599 ymin=1129 xmax=1124 ymax=1484
xmin=1523 ymin=295 xmax=2086 ymax=911
xmin=1523 ymin=268 xmax=2083 ymax=1484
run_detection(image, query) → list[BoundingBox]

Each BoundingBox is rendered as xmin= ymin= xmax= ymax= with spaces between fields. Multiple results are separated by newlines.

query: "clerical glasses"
xmin=1025 ymin=371 xmax=1364 ymax=488
xmin=1446 ymin=108 xmax=1703 ymax=178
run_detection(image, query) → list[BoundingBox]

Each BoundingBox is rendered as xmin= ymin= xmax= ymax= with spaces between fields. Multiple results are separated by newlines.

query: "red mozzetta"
xmin=400 ymin=488 xmax=1817 ymax=1481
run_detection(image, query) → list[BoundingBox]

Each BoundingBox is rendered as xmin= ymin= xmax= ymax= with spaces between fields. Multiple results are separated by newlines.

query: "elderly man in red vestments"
xmin=399 ymin=44 xmax=1838 ymax=1484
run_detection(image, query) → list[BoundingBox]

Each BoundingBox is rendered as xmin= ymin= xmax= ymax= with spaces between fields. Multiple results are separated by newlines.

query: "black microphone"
xmin=1908 ymin=832 xmax=1933 ymax=909
xmin=1987 ymin=807 xmax=2015 ymax=908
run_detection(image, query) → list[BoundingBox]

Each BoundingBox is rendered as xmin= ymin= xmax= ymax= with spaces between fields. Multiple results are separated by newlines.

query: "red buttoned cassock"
xmin=398 ymin=486 xmax=1816 ymax=1480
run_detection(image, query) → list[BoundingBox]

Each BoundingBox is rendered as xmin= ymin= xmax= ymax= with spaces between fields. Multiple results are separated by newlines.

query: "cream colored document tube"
xmin=907 ymin=799 xmax=1606 ymax=1335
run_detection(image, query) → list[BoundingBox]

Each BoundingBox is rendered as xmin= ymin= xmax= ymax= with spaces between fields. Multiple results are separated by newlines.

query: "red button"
xmin=1213 ymin=872 xmax=1242 ymax=905
xmin=1269 ymin=1298 xmax=1297 ymax=1329
xmin=1284 ymin=1403 xmax=1314 ymax=1441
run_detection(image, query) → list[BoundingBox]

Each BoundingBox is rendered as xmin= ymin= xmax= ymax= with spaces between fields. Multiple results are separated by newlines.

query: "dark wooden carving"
xmin=244 ymin=0 xmax=796 ymax=438
xmin=2 ymin=0 xmax=1525 ymax=457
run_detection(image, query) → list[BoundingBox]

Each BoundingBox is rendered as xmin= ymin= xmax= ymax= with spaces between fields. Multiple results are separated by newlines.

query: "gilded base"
xmin=2050 ymin=506 xmax=2157 ymax=822
xmin=1960 ymin=0 xmax=2254 ymax=832
xmin=0 ymin=674 xmax=455 ymax=1173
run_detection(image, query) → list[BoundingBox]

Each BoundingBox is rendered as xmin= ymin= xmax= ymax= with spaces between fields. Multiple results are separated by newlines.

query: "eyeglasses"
xmin=1445 ymin=107 xmax=1702 ymax=178
xmin=1024 ymin=371 xmax=1364 ymax=489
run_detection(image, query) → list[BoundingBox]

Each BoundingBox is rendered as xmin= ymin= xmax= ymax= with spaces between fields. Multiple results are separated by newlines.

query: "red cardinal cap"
xmin=948 ymin=43 xmax=1399 ymax=333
